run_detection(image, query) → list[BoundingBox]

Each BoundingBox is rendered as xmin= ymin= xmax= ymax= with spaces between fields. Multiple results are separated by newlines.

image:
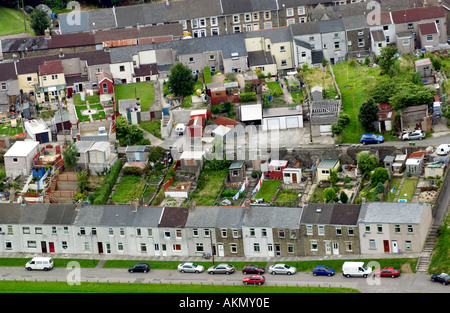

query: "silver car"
xmin=177 ymin=262 xmax=205 ymax=273
xmin=402 ymin=130 xmax=425 ymax=140
xmin=268 ymin=263 xmax=297 ymax=275
xmin=207 ymin=263 xmax=235 ymax=275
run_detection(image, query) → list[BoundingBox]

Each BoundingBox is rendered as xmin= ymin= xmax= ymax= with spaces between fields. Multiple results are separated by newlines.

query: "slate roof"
xmin=39 ymin=60 xmax=64 ymax=75
xmin=159 ymin=207 xmax=189 ymax=227
xmin=73 ymin=205 xmax=164 ymax=227
xmin=185 ymin=206 xmax=247 ymax=228
xmin=243 ymin=206 xmax=302 ymax=228
xmin=301 ymin=203 xmax=361 ymax=225
xmin=289 ymin=21 xmax=320 ymax=37
xmin=1 ymin=36 xmax=47 ymax=54
xmin=358 ymin=202 xmax=427 ymax=224
xmin=341 ymin=14 xmax=368 ymax=31
xmin=115 ymin=4 xmax=147 ymax=28
xmin=248 ymin=50 xmax=275 ymax=66
xmin=318 ymin=19 xmax=345 ymax=33
xmin=0 ymin=203 xmax=77 ymax=225
xmin=245 ymin=26 xmax=292 ymax=44
xmin=371 ymin=30 xmax=385 ymax=42
xmin=168 ymin=0 xmax=222 ymax=20
xmin=88 ymin=8 xmax=118 ymax=31
xmin=58 ymin=11 xmax=90 ymax=34
xmin=0 ymin=62 xmax=17 ymax=81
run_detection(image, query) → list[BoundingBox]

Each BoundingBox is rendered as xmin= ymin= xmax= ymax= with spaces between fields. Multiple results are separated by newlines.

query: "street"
xmin=1 ymin=266 xmax=448 ymax=293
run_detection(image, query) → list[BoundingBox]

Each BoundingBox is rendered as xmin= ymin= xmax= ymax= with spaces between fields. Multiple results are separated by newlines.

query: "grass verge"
xmin=114 ymin=82 xmax=155 ymax=112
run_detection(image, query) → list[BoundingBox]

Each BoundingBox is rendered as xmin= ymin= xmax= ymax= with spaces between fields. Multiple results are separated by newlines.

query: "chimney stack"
xmin=132 ymin=199 xmax=139 ymax=212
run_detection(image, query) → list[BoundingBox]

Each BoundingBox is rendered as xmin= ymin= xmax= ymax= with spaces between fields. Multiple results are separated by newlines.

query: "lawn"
xmin=140 ymin=120 xmax=162 ymax=140
xmin=266 ymin=81 xmax=283 ymax=96
xmin=191 ymin=168 xmax=228 ymax=206
xmin=254 ymin=180 xmax=281 ymax=202
xmin=396 ymin=178 xmax=419 ymax=203
xmin=308 ymin=186 xmax=325 ymax=203
xmin=74 ymin=105 xmax=89 ymax=122
xmin=73 ymin=93 xmax=101 ymax=105
xmin=0 ymin=7 xmax=33 ymax=36
xmin=0 ymin=120 xmax=23 ymax=137
xmin=272 ymin=189 xmax=300 ymax=206
xmin=429 ymin=215 xmax=450 ymax=274
xmin=114 ymin=82 xmax=155 ymax=112
xmin=332 ymin=62 xmax=381 ymax=143
xmin=385 ymin=178 xmax=402 ymax=202
xmin=111 ymin=175 xmax=145 ymax=203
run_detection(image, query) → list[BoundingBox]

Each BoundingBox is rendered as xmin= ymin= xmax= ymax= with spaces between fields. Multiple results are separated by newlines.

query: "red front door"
xmin=49 ymin=242 xmax=55 ymax=253
xmin=383 ymin=240 xmax=390 ymax=253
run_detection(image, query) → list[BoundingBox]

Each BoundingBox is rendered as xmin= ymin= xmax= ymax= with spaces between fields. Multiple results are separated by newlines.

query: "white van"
xmin=437 ymin=144 xmax=450 ymax=156
xmin=342 ymin=261 xmax=372 ymax=278
xmin=25 ymin=257 xmax=54 ymax=271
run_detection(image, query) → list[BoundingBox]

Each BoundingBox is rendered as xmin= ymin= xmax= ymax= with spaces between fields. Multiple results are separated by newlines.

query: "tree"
xmin=167 ymin=62 xmax=196 ymax=99
xmin=329 ymin=169 xmax=338 ymax=187
xmin=115 ymin=116 xmax=145 ymax=146
xmin=389 ymin=82 xmax=436 ymax=110
xmin=378 ymin=46 xmax=398 ymax=75
xmin=339 ymin=191 xmax=348 ymax=203
xmin=370 ymin=167 xmax=390 ymax=186
xmin=356 ymin=151 xmax=378 ymax=175
xmin=30 ymin=8 xmax=51 ymax=36
xmin=358 ymin=98 xmax=379 ymax=132
xmin=323 ymin=187 xmax=336 ymax=203
xmin=62 ymin=143 xmax=78 ymax=171
xmin=369 ymin=78 xmax=399 ymax=104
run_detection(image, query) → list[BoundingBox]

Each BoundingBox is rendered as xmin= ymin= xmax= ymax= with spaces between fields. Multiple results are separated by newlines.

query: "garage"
xmin=286 ymin=117 xmax=299 ymax=129
xmin=262 ymin=107 xmax=303 ymax=131
xmin=266 ymin=118 xmax=280 ymax=130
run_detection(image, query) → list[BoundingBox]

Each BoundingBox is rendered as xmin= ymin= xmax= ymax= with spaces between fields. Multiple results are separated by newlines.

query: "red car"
xmin=242 ymin=264 xmax=265 ymax=274
xmin=373 ymin=267 xmax=401 ymax=278
xmin=243 ymin=274 xmax=265 ymax=285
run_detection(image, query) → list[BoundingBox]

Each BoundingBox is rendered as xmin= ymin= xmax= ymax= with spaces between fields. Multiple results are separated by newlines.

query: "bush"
xmin=92 ymin=159 xmax=123 ymax=205
xmin=240 ymin=92 xmax=257 ymax=102
xmin=122 ymin=166 xmax=143 ymax=176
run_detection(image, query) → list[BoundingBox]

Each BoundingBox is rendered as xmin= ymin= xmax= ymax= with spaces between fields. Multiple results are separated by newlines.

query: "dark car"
xmin=431 ymin=273 xmax=450 ymax=285
xmin=243 ymin=274 xmax=265 ymax=285
xmin=373 ymin=267 xmax=401 ymax=278
xmin=242 ymin=264 xmax=265 ymax=275
xmin=128 ymin=263 xmax=150 ymax=273
xmin=360 ymin=134 xmax=384 ymax=145
xmin=312 ymin=265 xmax=335 ymax=277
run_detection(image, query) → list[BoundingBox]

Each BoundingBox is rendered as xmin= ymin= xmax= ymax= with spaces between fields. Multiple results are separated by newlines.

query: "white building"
xmin=4 ymin=141 xmax=40 ymax=178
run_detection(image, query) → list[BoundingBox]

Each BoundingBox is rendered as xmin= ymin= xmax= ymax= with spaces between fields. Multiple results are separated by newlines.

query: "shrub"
xmin=122 ymin=166 xmax=143 ymax=176
xmin=92 ymin=159 xmax=123 ymax=205
xmin=240 ymin=92 xmax=257 ymax=102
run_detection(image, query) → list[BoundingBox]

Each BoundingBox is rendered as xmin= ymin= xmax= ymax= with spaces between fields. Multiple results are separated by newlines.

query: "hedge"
xmin=92 ymin=159 xmax=123 ymax=205
xmin=239 ymin=92 xmax=257 ymax=102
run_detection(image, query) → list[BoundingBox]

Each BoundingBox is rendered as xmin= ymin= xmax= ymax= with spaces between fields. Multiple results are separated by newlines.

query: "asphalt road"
xmin=1 ymin=267 xmax=449 ymax=293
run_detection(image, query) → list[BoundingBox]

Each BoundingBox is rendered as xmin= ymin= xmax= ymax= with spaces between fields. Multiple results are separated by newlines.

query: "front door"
xmin=49 ymin=242 xmax=55 ymax=253
xmin=325 ymin=241 xmax=331 ymax=255
xmin=97 ymin=242 xmax=103 ymax=254
xmin=332 ymin=242 xmax=339 ymax=255
xmin=275 ymin=244 xmax=281 ymax=256
xmin=392 ymin=241 xmax=398 ymax=253
xmin=383 ymin=240 xmax=390 ymax=253
xmin=41 ymin=241 xmax=47 ymax=253
xmin=217 ymin=244 xmax=224 ymax=257
xmin=292 ymin=173 xmax=297 ymax=184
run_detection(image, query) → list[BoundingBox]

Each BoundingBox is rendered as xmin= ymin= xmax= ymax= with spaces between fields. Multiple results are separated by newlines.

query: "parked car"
xmin=312 ymin=265 xmax=335 ymax=277
xmin=402 ymin=130 xmax=425 ymax=140
xmin=207 ymin=263 xmax=235 ymax=275
xmin=360 ymin=134 xmax=384 ymax=144
xmin=177 ymin=262 xmax=205 ymax=273
xmin=242 ymin=264 xmax=265 ymax=275
xmin=243 ymin=274 xmax=265 ymax=285
xmin=373 ymin=267 xmax=400 ymax=278
xmin=128 ymin=262 xmax=150 ymax=273
xmin=431 ymin=273 xmax=450 ymax=285
xmin=268 ymin=263 xmax=297 ymax=275
xmin=25 ymin=257 xmax=54 ymax=271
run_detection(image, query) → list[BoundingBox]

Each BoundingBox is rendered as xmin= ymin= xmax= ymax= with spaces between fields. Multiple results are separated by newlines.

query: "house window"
xmin=232 ymin=229 xmax=239 ymax=238
xmin=35 ymin=227 xmax=43 ymax=234
xmin=334 ymin=41 xmax=340 ymax=50
xmin=120 ymin=228 xmax=125 ymax=236
xmin=191 ymin=19 xmax=198 ymax=28
xmin=23 ymin=227 xmax=30 ymax=234
xmin=245 ymin=13 xmax=251 ymax=22
xmin=109 ymin=228 xmax=114 ymax=236
xmin=309 ymin=36 xmax=314 ymax=41
xmin=84 ymin=242 xmax=90 ymax=251
xmin=287 ymin=18 xmax=295 ymax=25
xmin=395 ymin=225 xmax=401 ymax=233
xmin=261 ymin=228 xmax=267 ymax=237
xmin=298 ymin=6 xmax=305 ymax=15
xmin=383 ymin=25 xmax=389 ymax=31
xmin=204 ymin=229 xmax=210 ymax=237
xmin=199 ymin=18 xmax=206 ymax=27
xmin=117 ymin=242 xmax=124 ymax=251
xmin=408 ymin=23 xmax=413 ymax=29
xmin=51 ymin=227 xmax=57 ymax=234
xmin=348 ymin=227 xmax=354 ymax=236
xmin=230 ymin=244 xmax=237 ymax=254
xmin=264 ymin=11 xmax=271 ymax=20
xmin=358 ymin=31 xmax=364 ymax=36
xmin=136 ymin=228 xmax=142 ymax=236
xmin=27 ymin=241 xmax=37 ymax=248
xmin=287 ymin=244 xmax=294 ymax=254
xmin=210 ymin=17 xmax=218 ymax=26
xmin=286 ymin=8 xmax=294 ymax=17
xmin=246 ymin=24 xmax=252 ymax=32
xmin=278 ymin=229 xmax=285 ymax=238
xmin=253 ymin=12 xmax=259 ymax=21
xmin=193 ymin=228 xmax=198 ymax=237
xmin=250 ymin=228 xmax=255 ymax=236
xmin=102 ymin=83 xmax=108 ymax=94
xmin=43 ymin=76 xmax=47 ymax=82
xmin=119 ymin=65 xmax=125 ymax=72
xmin=405 ymin=241 xmax=412 ymax=250
xmin=427 ymin=34 xmax=433 ymax=41
xmin=221 ymin=229 xmax=227 ymax=238
xmin=173 ymin=244 xmax=182 ymax=251
xmin=336 ymin=227 xmax=342 ymax=235
xmin=345 ymin=242 xmax=353 ymax=252
xmin=211 ymin=28 xmax=219 ymax=36
xmin=281 ymin=59 xmax=287 ymax=66
xmin=358 ymin=38 xmax=364 ymax=47
xmin=62 ymin=241 xmax=68 ymax=250
xmin=369 ymin=239 xmax=376 ymax=249
xmin=5 ymin=241 xmax=12 ymax=250
xmin=176 ymin=229 xmax=182 ymax=239
xmin=51 ymin=74 xmax=58 ymax=80
xmin=80 ymin=227 xmax=86 ymax=235
xmin=306 ymin=225 xmax=313 ymax=235
xmin=377 ymin=224 xmax=383 ymax=233
xmin=318 ymin=225 xmax=324 ymax=236
xmin=253 ymin=243 xmax=260 ymax=252
xmin=264 ymin=22 xmax=272 ymax=29
xmin=233 ymin=15 xmax=239 ymax=23
xmin=290 ymin=230 xmax=297 ymax=239
xmin=182 ymin=20 xmax=187 ymax=30
xmin=407 ymin=225 xmax=414 ymax=233
xmin=301 ymin=51 xmax=306 ymax=58
xmin=164 ymin=230 xmax=170 ymax=238
xmin=253 ymin=23 xmax=259 ymax=31
xmin=334 ymin=32 xmax=339 ymax=38
xmin=365 ymin=224 xmax=370 ymax=232
xmin=280 ymin=46 xmax=285 ymax=52
xmin=196 ymin=243 xmax=204 ymax=252
xmin=0 ymin=83 xmax=6 ymax=90
xmin=310 ymin=240 xmax=318 ymax=251
xmin=233 ymin=26 xmax=241 ymax=33
xmin=140 ymin=243 xmax=147 ymax=252
xmin=299 ymin=17 xmax=306 ymax=23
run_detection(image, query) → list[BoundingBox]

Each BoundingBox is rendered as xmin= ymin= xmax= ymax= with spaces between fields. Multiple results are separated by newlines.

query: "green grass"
xmin=266 ymin=81 xmax=283 ymax=96
xmin=385 ymin=178 xmax=402 ymax=202
xmin=73 ymin=93 xmax=100 ymax=105
xmin=332 ymin=62 xmax=380 ymax=144
xmin=429 ymin=215 xmax=450 ymax=274
xmin=396 ymin=178 xmax=418 ymax=202
xmin=0 ymin=258 xmax=98 ymax=268
xmin=0 ymin=119 xmax=23 ymax=137
xmin=291 ymin=91 xmax=304 ymax=103
xmin=254 ymin=180 xmax=281 ymax=202
xmin=308 ymin=186 xmax=325 ymax=203
xmin=0 ymin=7 xmax=33 ymax=36
xmin=273 ymin=189 xmax=300 ymax=206
xmin=140 ymin=120 xmax=162 ymax=140
xmin=191 ymin=169 xmax=228 ymax=206
xmin=74 ymin=105 xmax=89 ymax=122
xmin=111 ymin=175 xmax=145 ymax=203
xmin=114 ymin=82 xmax=155 ymax=112
xmin=0 ymin=281 xmax=358 ymax=293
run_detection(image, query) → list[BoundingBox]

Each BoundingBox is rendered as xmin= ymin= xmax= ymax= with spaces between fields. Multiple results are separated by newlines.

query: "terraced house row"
xmin=0 ymin=201 xmax=431 ymax=258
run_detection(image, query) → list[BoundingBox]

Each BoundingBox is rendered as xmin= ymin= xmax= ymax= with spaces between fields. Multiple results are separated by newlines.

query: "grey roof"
xmin=142 ymin=2 xmax=170 ymax=24
xmin=125 ymin=145 xmax=150 ymax=153
xmin=245 ymin=27 xmax=292 ymax=44
xmin=250 ymin=0 xmax=278 ymax=12
xmin=358 ymin=202 xmax=427 ymax=224
xmin=75 ymin=140 xmax=95 ymax=153
xmin=1 ymin=36 xmax=47 ymax=54
xmin=185 ymin=206 xmax=247 ymax=228
xmin=0 ymin=203 xmax=77 ymax=225
xmin=289 ymin=21 xmax=320 ymax=37
xmin=341 ymin=14 xmax=368 ymax=31
xmin=168 ymin=0 xmax=222 ymax=20
xmin=115 ymin=5 xmax=146 ymax=28
xmin=318 ymin=19 xmax=345 ymax=33
xmin=243 ymin=206 xmax=302 ymax=228
xmin=73 ymin=205 xmax=164 ymax=227
xmin=88 ymin=8 xmax=118 ymax=31
xmin=248 ymin=50 xmax=275 ymax=66
xmin=59 ymin=11 xmax=90 ymax=34
xmin=301 ymin=203 xmax=361 ymax=225
xmin=318 ymin=158 xmax=339 ymax=169
xmin=371 ymin=30 xmax=385 ymax=42
xmin=263 ymin=107 xmax=302 ymax=118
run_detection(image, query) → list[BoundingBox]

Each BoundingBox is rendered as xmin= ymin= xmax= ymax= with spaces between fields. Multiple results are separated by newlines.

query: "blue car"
xmin=360 ymin=134 xmax=384 ymax=145
xmin=313 ymin=265 xmax=335 ymax=277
